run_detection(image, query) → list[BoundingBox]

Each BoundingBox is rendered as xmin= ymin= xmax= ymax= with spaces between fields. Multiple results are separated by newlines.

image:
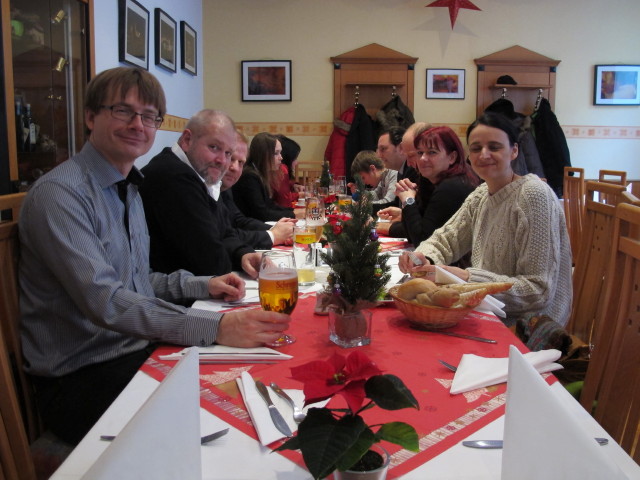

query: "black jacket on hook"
xmin=375 ymin=95 xmax=415 ymax=139
xmin=531 ymin=98 xmax=571 ymax=198
xmin=345 ymin=104 xmax=376 ymax=182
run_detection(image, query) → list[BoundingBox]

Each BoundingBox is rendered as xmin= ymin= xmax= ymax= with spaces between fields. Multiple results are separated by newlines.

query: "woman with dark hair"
xmin=399 ymin=112 xmax=572 ymax=327
xmin=232 ymin=132 xmax=295 ymax=221
xmin=272 ymin=134 xmax=302 ymax=208
xmin=377 ymin=126 xmax=479 ymax=246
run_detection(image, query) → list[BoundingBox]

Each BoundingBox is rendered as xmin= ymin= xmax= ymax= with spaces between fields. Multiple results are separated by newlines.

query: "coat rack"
xmin=474 ymin=45 xmax=560 ymax=116
xmin=330 ymin=43 xmax=418 ymax=119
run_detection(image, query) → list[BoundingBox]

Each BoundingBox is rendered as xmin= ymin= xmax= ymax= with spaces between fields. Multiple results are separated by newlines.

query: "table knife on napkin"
xmin=255 ymin=381 xmax=292 ymax=438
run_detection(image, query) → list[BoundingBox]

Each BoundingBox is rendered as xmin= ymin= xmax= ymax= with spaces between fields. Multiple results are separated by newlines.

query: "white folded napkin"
xmin=237 ymin=371 xmax=328 ymax=445
xmin=82 ymin=347 xmax=201 ymax=479
xmin=159 ymin=345 xmax=292 ymax=364
xmin=502 ymin=346 xmax=626 ymax=479
xmin=435 ymin=266 xmax=506 ymax=318
xmin=450 ymin=349 xmax=562 ymax=395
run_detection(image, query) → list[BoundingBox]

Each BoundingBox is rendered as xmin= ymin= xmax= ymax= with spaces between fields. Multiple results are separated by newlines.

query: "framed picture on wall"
xmin=593 ymin=65 xmax=640 ymax=105
xmin=154 ymin=9 xmax=176 ymax=72
xmin=118 ymin=0 xmax=149 ymax=70
xmin=241 ymin=60 xmax=292 ymax=101
xmin=180 ymin=21 xmax=197 ymax=75
xmin=426 ymin=69 xmax=465 ymax=99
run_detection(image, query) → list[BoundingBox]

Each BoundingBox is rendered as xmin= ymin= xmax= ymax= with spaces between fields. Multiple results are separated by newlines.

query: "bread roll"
xmin=396 ymin=278 xmax=438 ymax=301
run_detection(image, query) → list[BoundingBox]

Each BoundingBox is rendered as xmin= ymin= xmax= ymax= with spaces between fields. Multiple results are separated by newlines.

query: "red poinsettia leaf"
xmin=339 ymin=379 xmax=368 ymax=413
xmin=327 ymin=352 xmax=347 ymax=373
xmin=343 ymin=351 xmax=383 ymax=381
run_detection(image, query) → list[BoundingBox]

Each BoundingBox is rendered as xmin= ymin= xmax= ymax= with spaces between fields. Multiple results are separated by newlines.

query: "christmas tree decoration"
xmin=425 ymin=0 xmax=481 ymax=29
xmin=321 ymin=177 xmax=391 ymax=314
xmin=319 ymin=159 xmax=332 ymax=188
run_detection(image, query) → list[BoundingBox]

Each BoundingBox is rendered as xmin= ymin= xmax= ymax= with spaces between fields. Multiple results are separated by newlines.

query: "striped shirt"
xmin=19 ymin=142 xmax=223 ymax=377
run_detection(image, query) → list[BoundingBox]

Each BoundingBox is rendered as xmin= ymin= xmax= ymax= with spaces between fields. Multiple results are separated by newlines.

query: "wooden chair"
xmin=294 ymin=162 xmax=323 ymax=186
xmin=562 ymin=167 xmax=585 ymax=262
xmin=598 ymin=170 xmax=627 ymax=205
xmin=580 ymin=202 xmax=640 ymax=462
xmin=566 ymin=181 xmax=627 ymax=345
xmin=0 ymin=197 xmax=37 ymax=479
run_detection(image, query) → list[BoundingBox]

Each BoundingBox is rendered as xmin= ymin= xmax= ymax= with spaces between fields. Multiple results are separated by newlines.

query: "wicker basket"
xmin=388 ymin=286 xmax=474 ymax=330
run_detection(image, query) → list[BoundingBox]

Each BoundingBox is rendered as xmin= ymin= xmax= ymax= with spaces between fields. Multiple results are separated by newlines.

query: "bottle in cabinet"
xmin=15 ymin=98 xmax=24 ymax=152
xmin=23 ymin=103 xmax=37 ymax=152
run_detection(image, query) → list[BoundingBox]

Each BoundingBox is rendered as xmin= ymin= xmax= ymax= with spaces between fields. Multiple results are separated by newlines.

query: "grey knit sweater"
xmin=416 ymin=174 xmax=573 ymax=326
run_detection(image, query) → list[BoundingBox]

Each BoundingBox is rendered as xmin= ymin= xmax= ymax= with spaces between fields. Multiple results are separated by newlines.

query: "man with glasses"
xmin=139 ymin=109 xmax=262 ymax=277
xmin=18 ymin=67 xmax=291 ymax=445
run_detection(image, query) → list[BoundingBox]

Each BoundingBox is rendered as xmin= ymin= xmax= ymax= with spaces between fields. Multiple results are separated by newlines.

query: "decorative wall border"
xmin=164 ymin=119 xmax=640 ymax=140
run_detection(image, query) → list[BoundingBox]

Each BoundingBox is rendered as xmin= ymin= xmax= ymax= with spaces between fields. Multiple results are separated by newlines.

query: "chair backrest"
xmin=562 ymin=167 xmax=585 ymax=262
xmin=598 ymin=170 xmax=627 ymax=205
xmin=566 ymin=181 xmax=627 ymax=344
xmin=580 ymin=202 xmax=640 ymax=462
xmin=0 ymin=212 xmax=37 ymax=479
xmin=0 ymin=194 xmax=40 ymax=445
xmin=294 ymin=162 xmax=323 ymax=186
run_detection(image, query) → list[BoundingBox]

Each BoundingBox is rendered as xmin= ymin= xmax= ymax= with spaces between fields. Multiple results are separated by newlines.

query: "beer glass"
xmin=258 ymin=250 xmax=298 ymax=346
xmin=293 ymin=225 xmax=316 ymax=286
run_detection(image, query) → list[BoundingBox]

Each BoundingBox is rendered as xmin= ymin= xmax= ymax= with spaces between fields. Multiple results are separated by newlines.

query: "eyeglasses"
xmin=100 ymin=105 xmax=163 ymax=129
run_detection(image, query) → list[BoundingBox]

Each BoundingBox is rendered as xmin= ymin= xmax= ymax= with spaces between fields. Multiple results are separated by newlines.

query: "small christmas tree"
xmin=319 ymin=159 xmax=331 ymax=188
xmin=321 ymin=177 xmax=391 ymax=313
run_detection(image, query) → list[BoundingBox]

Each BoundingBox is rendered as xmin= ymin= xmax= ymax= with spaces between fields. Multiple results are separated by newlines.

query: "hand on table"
xmin=216 ymin=310 xmax=292 ymax=347
xmin=208 ymin=273 xmax=246 ymax=302
xmin=395 ymin=178 xmax=417 ymax=203
xmin=241 ymin=252 xmax=262 ymax=279
xmin=377 ymin=206 xmax=402 ymax=222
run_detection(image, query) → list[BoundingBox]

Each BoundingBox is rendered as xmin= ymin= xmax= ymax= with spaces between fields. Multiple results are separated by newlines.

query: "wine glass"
xmin=258 ymin=250 xmax=299 ymax=346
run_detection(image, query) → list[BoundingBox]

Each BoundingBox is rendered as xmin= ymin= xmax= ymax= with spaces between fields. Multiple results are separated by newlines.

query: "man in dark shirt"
xmin=140 ymin=110 xmax=261 ymax=277
xmin=218 ymin=131 xmax=295 ymax=249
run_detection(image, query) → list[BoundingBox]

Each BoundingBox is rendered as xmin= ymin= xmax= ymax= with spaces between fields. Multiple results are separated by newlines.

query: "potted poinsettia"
xmin=276 ymin=351 xmax=419 ymax=480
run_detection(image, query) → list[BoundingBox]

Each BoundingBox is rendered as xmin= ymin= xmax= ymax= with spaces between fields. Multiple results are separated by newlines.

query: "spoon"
xmin=100 ymin=427 xmax=229 ymax=444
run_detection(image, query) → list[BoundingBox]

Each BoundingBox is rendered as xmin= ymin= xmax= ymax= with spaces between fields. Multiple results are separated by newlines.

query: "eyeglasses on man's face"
xmin=99 ymin=104 xmax=164 ymax=129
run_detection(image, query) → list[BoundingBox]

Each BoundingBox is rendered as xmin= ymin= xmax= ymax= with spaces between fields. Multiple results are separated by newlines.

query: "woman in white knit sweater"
xmin=399 ymin=112 xmax=572 ymax=326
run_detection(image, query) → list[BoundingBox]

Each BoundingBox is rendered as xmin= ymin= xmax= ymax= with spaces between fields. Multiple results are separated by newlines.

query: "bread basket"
xmin=388 ymin=285 xmax=474 ymax=329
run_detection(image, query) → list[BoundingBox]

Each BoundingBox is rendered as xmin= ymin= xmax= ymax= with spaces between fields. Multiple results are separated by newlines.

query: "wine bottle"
xmin=15 ymin=98 xmax=23 ymax=152
xmin=24 ymin=103 xmax=36 ymax=152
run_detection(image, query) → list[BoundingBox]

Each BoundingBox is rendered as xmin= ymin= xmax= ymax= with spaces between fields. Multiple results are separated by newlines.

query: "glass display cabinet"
xmin=4 ymin=0 xmax=92 ymax=191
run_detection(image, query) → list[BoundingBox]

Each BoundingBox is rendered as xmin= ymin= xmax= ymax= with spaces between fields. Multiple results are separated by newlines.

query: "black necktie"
xmin=116 ymin=180 xmax=129 ymax=236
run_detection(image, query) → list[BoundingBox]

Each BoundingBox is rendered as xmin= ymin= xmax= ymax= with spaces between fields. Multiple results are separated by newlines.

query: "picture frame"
xmin=118 ymin=0 xmax=149 ymax=70
xmin=426 ymin=69 xmax=465 ymax=99
xmin=154 ymin=9 xmax=176 ymax=72
xmin=593 ymin=65 xmax=640 ymax=105
xmin=241 ymin=60 xmax=292 ymax=102
xmin=180 ymin=21 xmax=197 ymax=75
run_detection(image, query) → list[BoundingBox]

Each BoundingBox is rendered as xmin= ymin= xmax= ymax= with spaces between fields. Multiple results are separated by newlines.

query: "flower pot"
xmin=328 ymin=306 xmax=372 ymax=348
xmin=331 ymin=444 xmax=390 ymax=480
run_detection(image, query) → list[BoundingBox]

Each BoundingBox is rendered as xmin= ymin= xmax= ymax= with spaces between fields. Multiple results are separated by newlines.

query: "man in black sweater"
xmin=219 ymin=131 xmax=295 ymax=249
xmin=139 ymin=110 xmax=261 ymax=277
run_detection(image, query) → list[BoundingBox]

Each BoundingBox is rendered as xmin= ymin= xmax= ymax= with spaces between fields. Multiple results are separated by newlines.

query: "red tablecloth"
xmin=141 ymin=296 xmax=530 ymax=479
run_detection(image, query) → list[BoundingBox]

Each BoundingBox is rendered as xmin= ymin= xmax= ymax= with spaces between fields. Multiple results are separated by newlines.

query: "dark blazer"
xmin=219 ymin=190 xmax=273 ymax=250
xmin=139 ymin=147 xmax=254 ymax=276
xmin=231 ymin=167 xmax=295 ymax=222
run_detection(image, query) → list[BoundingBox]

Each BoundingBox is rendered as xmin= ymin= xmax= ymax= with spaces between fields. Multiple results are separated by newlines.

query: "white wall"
xmin=92 ymin=0 xmax=204 ymax=168
xmin=202 ymin=0 xmax=640 ymax=180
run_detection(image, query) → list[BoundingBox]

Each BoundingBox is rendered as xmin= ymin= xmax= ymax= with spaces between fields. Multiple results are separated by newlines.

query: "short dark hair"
xmin=466 ymin=112 xmax=519 ymax=146
xmin=383 ymin=126 xmax=406 ymax=147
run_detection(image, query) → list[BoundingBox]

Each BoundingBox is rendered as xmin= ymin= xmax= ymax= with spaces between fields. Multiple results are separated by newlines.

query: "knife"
xmin=462 ymin=438 xmax=609 ymax=449
xmin=430 ymin=330 xmax=497 ymax=344
xmin=254 ymin=380 xmax=293 ymax=438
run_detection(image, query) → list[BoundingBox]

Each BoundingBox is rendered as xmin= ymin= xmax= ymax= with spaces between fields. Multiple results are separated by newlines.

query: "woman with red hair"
xmin=378 ymin=126 xmax=479 ymax=246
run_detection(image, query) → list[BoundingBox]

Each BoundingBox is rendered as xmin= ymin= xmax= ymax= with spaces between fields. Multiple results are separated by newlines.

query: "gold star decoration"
xmin=426 ymin=0 xmax=482 ymax=29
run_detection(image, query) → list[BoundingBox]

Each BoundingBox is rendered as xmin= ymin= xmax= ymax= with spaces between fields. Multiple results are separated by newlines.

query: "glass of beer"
xmin=259 ymin=250 xmax=299 ymax=347
xmin=293 ymin=225 xmax=317 ymax=286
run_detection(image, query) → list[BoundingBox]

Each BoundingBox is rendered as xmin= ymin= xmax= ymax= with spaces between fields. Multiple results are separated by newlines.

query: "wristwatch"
xmin=402 ymin=197 xmax=415 ymax=209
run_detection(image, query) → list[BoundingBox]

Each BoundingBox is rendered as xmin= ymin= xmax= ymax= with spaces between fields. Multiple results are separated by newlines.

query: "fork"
xmin=270 ymin=382 xmax=306 ymax=423
xmin=439 ymin=359 xmax=458 ymax=372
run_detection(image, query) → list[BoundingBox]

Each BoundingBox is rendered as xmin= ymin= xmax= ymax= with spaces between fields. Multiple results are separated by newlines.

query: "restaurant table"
xmin=49 ymin=250 xmax=640 ymax=479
